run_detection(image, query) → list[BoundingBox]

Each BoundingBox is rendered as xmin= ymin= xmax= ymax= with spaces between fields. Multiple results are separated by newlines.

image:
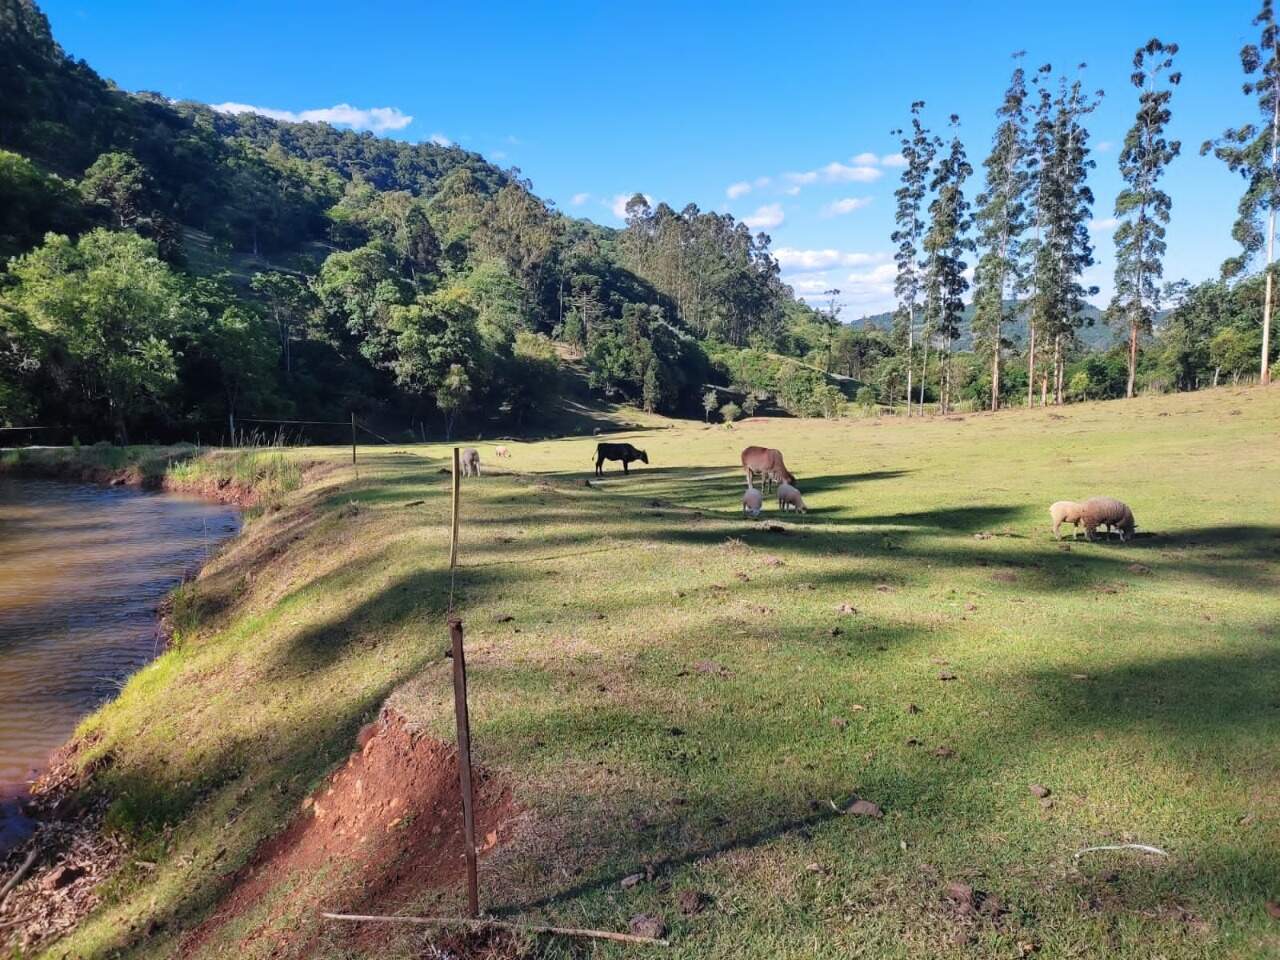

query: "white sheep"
xmin=777 ymin=482 xmax=807 ymax=513
xmin=460 ymin=447 xmax=481 ymax=477
xmin=742 ymin=486 xmax=763 ymax=518
xmin=1080 ymin=497 xmax=1136 ymax=542
xmin=493 ymin=445 xmax=511 ymax=458
xmin=1049 ymin=500 xmax=1086 ymax=539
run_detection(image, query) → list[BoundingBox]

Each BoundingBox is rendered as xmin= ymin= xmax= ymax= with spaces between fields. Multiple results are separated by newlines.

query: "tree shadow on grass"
xmin=479 ymin=642 xmax=1280 ymax=940
xmin=1025 ymin=646 xmax=1280 ymax=742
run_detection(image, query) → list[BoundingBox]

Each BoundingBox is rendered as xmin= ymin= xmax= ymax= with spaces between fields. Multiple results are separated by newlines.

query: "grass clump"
xmin=165 ymin=446 xmax=302 ymax=505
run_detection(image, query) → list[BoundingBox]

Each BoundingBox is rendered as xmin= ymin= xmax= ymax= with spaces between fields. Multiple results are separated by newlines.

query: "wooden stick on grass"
xmin=320 ymin=912 xmax=670 ymax=947
xmin=0 ymin=848 xmax=38 ymax=906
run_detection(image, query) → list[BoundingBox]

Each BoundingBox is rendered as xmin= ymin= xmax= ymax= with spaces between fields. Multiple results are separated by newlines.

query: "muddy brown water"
xmin=0 ymin=476 xmax=239 ymax=852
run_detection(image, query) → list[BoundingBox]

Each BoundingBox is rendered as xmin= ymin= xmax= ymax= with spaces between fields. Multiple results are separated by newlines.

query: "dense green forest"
xmin=0 ymin=0 xmax=1275 ymax=444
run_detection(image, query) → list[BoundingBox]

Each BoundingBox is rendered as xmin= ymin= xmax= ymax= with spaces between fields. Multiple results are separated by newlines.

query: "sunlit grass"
xmin=32 ymin=385 xmax=1280 ymax=960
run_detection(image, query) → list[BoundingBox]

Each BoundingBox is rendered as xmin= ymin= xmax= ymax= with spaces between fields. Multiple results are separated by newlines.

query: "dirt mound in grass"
xmin=184 ymin=710 xmax=518 ymax=957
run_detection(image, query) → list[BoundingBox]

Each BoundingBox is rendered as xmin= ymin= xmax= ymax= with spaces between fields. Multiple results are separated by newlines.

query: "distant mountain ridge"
xmin=851 ymin=300 xmax=1122 ymax=350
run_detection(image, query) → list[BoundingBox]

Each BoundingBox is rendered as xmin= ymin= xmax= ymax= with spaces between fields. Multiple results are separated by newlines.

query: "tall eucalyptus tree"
xmin=1027 ymin=67 xmax=1101 ymax=404
xmin=890 ymin=102 xmax=939 ymax=413
xmin=922 ymin=115 xmax=974 ymax=414
xmin=1024 ymin=65 xmax=1055 ymax=406
xmin=1113 ymin=39 xmax=1181 ymax=399
xmin=972 ymin=54 xmax=1030 ymax=410
xmin=1203 ymin=0 xmax=1280 ymax=384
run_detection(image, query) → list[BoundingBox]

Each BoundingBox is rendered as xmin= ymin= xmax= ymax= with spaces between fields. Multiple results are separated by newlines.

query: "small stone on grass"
xmin=628 ymin=914 xmax=667 ymax=939
xmin=843 ymin=798 xmax=884 ymax=819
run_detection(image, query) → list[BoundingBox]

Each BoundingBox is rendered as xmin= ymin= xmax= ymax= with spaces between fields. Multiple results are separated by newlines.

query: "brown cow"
xmin=740 ymin=446 xmax=795 ymax=491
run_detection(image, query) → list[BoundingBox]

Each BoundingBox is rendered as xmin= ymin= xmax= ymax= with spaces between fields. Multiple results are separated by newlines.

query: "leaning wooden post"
xmin=449 ymin=617 xmax=480 ymax=918
xmin=448 ymin=445 xmax=479 ymax=917
xmin=350 ymin=412 xmax=359 ymax=481
xmin=449 ymin=447 xmax=461 ymax=568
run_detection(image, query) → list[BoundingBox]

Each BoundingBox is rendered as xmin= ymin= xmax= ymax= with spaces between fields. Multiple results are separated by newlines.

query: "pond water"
xmin=0 ymin=476 xmax=239 ymax=852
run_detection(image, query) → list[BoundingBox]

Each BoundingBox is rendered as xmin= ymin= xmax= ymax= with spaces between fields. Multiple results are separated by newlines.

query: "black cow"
xmin=594 ymin=442 xmax=649 ymax=477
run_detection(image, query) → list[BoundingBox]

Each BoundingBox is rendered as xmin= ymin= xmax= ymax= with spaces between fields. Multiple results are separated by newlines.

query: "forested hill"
xmin=1 ymin=0 xmax=828 ymax=443
xmin=854 ymin=302 xmax=1114 ymax=351
xmin=0 ymin=0 xmax=506 ymax=254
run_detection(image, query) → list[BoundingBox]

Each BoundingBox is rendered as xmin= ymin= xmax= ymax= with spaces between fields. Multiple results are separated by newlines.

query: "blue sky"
xmin=40 ymin=0 xmax=1259 ymax=319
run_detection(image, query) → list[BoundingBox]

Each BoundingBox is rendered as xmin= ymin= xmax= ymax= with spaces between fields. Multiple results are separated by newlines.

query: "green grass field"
xmin=21 ymin=385 xmax=1280 ymax=959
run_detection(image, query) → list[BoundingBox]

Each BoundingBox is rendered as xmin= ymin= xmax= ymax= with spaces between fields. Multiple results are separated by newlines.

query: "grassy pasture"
xmin=22 ymin=385 xmax=1280 ymax=959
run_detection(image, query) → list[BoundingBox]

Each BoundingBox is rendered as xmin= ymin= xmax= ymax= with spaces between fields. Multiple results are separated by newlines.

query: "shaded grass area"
xmin=28 ymin=385 xmax=1280 ymax=959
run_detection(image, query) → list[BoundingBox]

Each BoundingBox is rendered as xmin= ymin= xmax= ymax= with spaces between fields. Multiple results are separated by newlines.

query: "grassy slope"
xmin=38 ymin=386 xmax=1280 ymax=959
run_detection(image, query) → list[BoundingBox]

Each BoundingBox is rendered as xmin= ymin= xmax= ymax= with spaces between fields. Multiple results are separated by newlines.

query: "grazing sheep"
xmin=777 ymin=482 xmax=807 ymax=513
xmin=460 ymin=447 xmax=481 ymax=477
xmin=1049 ymin=500 xmax=1086 ymax=539
xmin=493 ymin=445 xmax=511 ymax=458
xmin=1080 ymin=496 xmax=1136 ymax=542
xmin=742 ymin=486 xmax=763 ymax=518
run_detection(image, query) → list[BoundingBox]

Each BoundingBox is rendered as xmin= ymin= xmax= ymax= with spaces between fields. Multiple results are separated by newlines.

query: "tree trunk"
xmin=1263 ymin=84 xmax=1279 ymax=385
xmin=1052 ymin=335 xmax=1061 ymax=404
xmin=919 ymin=335 xmax=930 ymax=416
xmin=991 ymin=321 xmax=1000 ymax=412
xmin=1026 ymin=324 xmax=1036 ymax=408
xmin=905 ymin=306 xmax=914 ymax=418
xmin=1263 ymin=263 xmax=1274 ymax=385
xmin=1126 ymin=319 xmax=1139 ymax=399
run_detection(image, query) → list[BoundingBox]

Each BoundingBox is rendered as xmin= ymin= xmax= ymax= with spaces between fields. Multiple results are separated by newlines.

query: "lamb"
xmin=460 ymin=447 xmax=481 ymax=477
xmin=1080 ymin=496 xmax=1136 ymax=542
xmin=742 ymin=486 xmax=763 ymax=518
xmin=493 ymin=445 xmax=511 ymax=459
xmin=777 ymin=482 xmax=807 ymax=513
xmin=1049 ymin=500 xmax=1086 ymax=539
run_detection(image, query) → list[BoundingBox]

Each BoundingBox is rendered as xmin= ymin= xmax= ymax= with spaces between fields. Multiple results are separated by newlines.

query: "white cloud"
xmin=784 ymin=162 xmax=881 ymax=191
xmin=609 ymin=192 xmax=653 ymax=219
xmin=880 ymin=152 xmax=908 ymax=167
xmin=743 ymin=203 xmax=785 ymax=230
xmin=774 ymin=248 xmax=888 ymax=271
xmin=490 ymin=149 xmax=507 ymax=160
xmin=726 ymin=175 xmax=773 ymax=199
xmin=843 ymin=263 xmax=898 ymax=303
xmin=782 ymin=184 xmax=801 ymax=196
xmin=429 ymin=132 xmax=452 ymax=146
xmin=211 ymin=101 xmax=414 ymax=133
xmin=821 ymin=196 xmax=873 ymax=217
xmin=820 ymin=161 xmax=882 ymax=183
xmin=786 ymin=276 xmax=834 ymax=294
xmin=570 ymin=192 xmax=591 ymax=206
xmin=1096 ymin=140 xmax=1115 ymax=153
xmin=1090 ymin=217 xmax=1120 ymax=232
xmin=852 ymin=151 xmax=879 ymax=165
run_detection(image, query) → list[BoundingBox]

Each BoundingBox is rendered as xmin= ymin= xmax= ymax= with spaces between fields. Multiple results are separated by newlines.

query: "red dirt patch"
xmin=183 ymin=710 xmax=517 ymax=957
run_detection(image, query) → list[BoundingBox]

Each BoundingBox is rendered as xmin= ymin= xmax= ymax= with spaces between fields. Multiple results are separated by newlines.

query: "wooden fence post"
xmin=350 ymin=412 xmax=359 ymax=481
xmin=449 ymin=617 xmax=480 ymax=918
xmin=447 ymin=446 xmax=478 ymax=916
xmin=449 ymin=447 xmax=460 ymax=568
